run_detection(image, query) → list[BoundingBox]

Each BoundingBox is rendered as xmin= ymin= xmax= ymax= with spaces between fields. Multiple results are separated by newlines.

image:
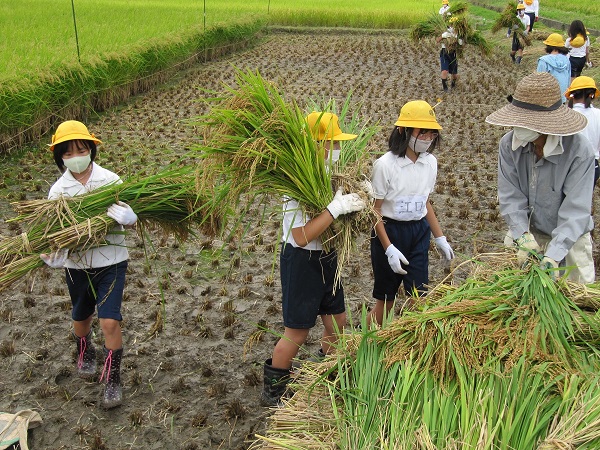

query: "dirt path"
xmin=1 ymin=30 xmax=598 ymax=449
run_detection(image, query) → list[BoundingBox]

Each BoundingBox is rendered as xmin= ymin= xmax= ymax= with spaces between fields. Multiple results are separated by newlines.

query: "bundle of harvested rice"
xmin=195 ymin=68 xmax=379 ymax=284
xmin=251 ymin=253 xmax=600 ymax=449
xmin=0 ymin=165 xmax=219 ymax=292
xmin=492 ymin=1 xmax=532 ymax=46
xmin=410 ymin=2 xmax=491 ymax=56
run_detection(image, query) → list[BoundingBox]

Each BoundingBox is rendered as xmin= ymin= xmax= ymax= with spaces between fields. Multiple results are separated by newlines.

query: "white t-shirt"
xmin=517 ymin=13 xmax=531 ymax=31
xmin=371 ymin=151 xmax=437 ymax=221
xmin=565 ymin=36 xmax=590 ymax=58
xmin=281 ymin=197 xmax=323 ymax=251
xmin=523 ymin=0 xmax=538 ymax=16
xmin=573 ymin=103 xmax=600 ymax=159
xmin=439 ymin=5 xmax=450 ymax=15
xmin=48 ymin=162 xmax=129 ymax=269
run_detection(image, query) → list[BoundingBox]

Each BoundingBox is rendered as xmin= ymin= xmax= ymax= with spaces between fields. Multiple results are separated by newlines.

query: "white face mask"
xmin=329 ymin=149 xmax=341 ymax=163
xmin=409 ymin=135 xmax=434 ymax=153
xmin=63 ymin=154 xmax=91 ymax=174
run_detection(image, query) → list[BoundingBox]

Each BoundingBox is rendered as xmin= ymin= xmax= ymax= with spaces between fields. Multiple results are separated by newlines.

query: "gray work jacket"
xmin=497 ymin=131 xmax=594 ymax=262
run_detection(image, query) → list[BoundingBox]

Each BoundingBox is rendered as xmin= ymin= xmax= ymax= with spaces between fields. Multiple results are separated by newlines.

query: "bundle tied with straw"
xmin=492 ymin=1 xmax=532 ymax=46
xmin=1 ymin=165 xmax=221 ymax=293
xmin=195 ymin=68 xmax=379 ymax=285
xmin=410 ymin=1 xmax=491 ymax=56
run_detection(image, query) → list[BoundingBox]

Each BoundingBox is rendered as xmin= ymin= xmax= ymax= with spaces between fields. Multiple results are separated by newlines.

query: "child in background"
xmin=510 ymin=4 xmax=530 ymax=65
xmin=40 ymin=120 xmax=137 ymax=409
xmin=565 ymin=76 xmax=600 ymax=186
xmin=261 ymin=112 xmax=366 ymax=407
xmin=565 ymin=20 xmax=592 ymax=80
xmin=439 ymin=0 xmax=450 ymax=16
xmin=523 ymin=0 xmax=539 ymax=31
xmin=537 ymin=33 xmax=571 ymax=103
xmin=368 ymin=101 xmax=454 ymax=326
xmin=436 ymin=18 xmax=463 ymax=91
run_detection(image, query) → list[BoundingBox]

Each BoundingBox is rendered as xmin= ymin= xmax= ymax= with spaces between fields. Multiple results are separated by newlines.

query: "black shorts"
xmin=512 ymin=34 xmax=524 ymax=52
xmin=66 ymin=261 xmax=127 ymax=321
xmin=440 ymin=49 xmax=458 ymax=74
xmin=371 ymin=217 xmax=431 ymax=301
xmin=570 ymin=55 xmax=586 ymax=78
xmin=279 ymin=243 xmax=344 ymax=329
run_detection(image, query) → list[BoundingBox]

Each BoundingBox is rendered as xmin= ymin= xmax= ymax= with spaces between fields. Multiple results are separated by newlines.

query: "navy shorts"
xmin=65 ymin=261 xmax=127 ymax=321
xmin=279 ymin=243 xmax=345 ymax=329
xmin=595 ymin=159 xmax=599 ymax=187
xmin=570 ymin=56 xmax=586 ymax=78
xmin=511 ymin=34 xmax=524 ymax=52
xmin=371 ymin=217 xmax=431 ymax=301
xmin=440 ymin=49 xmax=458 ymax=74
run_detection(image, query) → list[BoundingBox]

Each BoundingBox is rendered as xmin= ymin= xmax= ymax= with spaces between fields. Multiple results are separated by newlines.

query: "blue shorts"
xmin=440 ymin=49 xmax=458 ymax=74
xmin=279 ymin=244 xmax=345 ymax=329
xmin=65 ymin=261 xmax=127 ymax=321
xmin=371 ymin=217 xmax=430 ymax=301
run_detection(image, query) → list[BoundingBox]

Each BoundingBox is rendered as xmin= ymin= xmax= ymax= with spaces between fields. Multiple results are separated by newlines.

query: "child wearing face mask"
xmin=40 ymin=120 xmax=137 ymax=409
xmin=510 ymin=4 xmax=530 ymax=64
xmin=367 ymin=101 xmax=454 ymax=326
xmin=260 ymin=112 xmax=367 ymax=407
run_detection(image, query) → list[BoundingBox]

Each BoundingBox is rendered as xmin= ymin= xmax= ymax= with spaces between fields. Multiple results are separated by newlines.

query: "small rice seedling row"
xmin=253 ymin=255 xmax=600 ymax=449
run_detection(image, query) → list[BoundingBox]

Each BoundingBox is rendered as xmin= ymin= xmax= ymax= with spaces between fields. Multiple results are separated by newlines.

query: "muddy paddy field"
xmin=1 ymin=29 xmax=599 ymax=449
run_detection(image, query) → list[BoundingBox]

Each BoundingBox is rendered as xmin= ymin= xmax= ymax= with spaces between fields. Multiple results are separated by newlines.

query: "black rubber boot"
xmin=442 ymin=79 xmax=448 ymax=91
xmin=511 ymin=53 xmax=516 ymax=63
xmin=516 ymin=56 xmax=522 ymax=64
xmin=100 ymin=347 xmax=123 ymax=409
xmin=451 ymin=79 xmax=456 ymax=88
xmin=260 ymin=358 xmax=291 ymax=407
xmin=74 ymin=331 xmax=96 ymax=379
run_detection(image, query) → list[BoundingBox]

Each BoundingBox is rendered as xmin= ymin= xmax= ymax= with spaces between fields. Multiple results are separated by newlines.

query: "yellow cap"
xmin=564 ymin=76 xmax=600 ymax=99
xmin=543 ymin=33 xmax=566 ymax=47
xmin=48 ymin=120 xmax=101 ymax=151
xmin=394 ymin=101 xmax=442 ymax=130
xmin=305 ymin=112 xmax=357 ymax=141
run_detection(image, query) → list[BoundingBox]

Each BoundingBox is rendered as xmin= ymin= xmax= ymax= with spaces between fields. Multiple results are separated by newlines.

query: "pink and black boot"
xmin=74 ymin=331 xmax=97 ymax=378
xmin=100 ymin=347 xmax=123 ymax=409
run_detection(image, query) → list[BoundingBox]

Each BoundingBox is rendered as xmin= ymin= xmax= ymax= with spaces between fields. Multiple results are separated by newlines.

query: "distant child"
xmin=368 ymin=101 xmax=454 ymax=326
xmin=565 ymin=20 xmax=592 ymax=79
xmin=565 ymin=76 xmax=600 ymax=186
xmin=510 ymin=4 xmax=530 ymax=64
xmin=537 ymin=33 xmax=571 ymax=103
xmin=260 ymin=112 xmax=366 ymax=407
xmin=439 ymin=0 xmax=450 ymax=16
xmin=436 ymin=18 xmax=463 ymax=91
xmin=40 ymin=120 xmax=138 ymax=409
xmin=522 ymin=0 xmax=539 ymax=31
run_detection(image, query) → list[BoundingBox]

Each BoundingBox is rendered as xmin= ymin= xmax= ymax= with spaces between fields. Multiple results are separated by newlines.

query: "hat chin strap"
xmin=511 ymin=98 xmax=562 ymax=112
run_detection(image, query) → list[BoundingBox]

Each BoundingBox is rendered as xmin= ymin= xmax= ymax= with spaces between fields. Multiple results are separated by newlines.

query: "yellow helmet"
xmin=48 ymin=120 xmax=102 ymax=151
xmin=394 ymin=101 xmax=442 ymax=130
xmin=305 ymin=112 xmax=357 ymax=141
xmin=516 ymin=4 xmax=526 ymax=10
xmin=564 ymin=76 xmax=600 ymax=99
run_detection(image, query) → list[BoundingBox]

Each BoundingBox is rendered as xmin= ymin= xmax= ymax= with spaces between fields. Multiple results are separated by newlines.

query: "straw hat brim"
xmin=485 ymin=103 xmax=587 ymax=135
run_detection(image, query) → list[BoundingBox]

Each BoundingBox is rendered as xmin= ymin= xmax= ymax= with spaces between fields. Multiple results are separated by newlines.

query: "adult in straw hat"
xmin=42 ymin=120 xmax=138 ymax=409
xmin=537 ymin=33 xmax=571 ymax=103
xmin=485 ymin=72 xmax=595 ymax=283
xmin=260 ymin=112 xmax=366 ymax=407
xmin=565 ymin=76 xmax=600 ymax=186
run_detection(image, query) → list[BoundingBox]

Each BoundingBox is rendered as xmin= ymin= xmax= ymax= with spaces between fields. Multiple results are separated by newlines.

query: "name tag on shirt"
xmin=393 ymin=195 xmax=427 ymax=221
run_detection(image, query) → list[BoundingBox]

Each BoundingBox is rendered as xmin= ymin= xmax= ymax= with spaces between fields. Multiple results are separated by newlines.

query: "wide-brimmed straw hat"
xmin=485 ymin=72 xmax=587 ymax=135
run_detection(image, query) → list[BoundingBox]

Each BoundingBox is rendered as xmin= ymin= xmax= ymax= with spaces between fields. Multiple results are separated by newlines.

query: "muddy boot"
xmin=442 ymin=79 xmax=448 ymax=92
xmin=260 ymin=358 xmax=291 ymax=407
xmin=516 ymin=56 xmax=522 ymax=65
xmin=100 ymin=347 xmax=123 ymax=409
xmin=74 ymin=331 xmax=96 ymax=379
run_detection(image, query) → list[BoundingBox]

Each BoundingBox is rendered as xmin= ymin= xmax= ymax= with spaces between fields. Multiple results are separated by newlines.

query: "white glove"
xmin=515 ymin=232 xmax=541 ymax=265
xmin=586 ymin=61 xmax=593 ymax=68
xmin=434 ymin=236 xmax=455 ymax=260
xmin=107 ymin=201 xmax=138 ymax=226
xmin=539 ymin=256 xmax=559 ymax=280
xmin=40 ymin=248 xmax=69 ymax=269
xmin=385 ymin=244 xmax=409 ymax=275
xmin=326 ymin=189 xmax=366 ymax=219
xmin=359 ymin=180 xmax=374 ymax=199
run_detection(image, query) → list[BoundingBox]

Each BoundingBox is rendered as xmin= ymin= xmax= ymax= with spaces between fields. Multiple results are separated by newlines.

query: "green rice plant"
xmin=491 ymin=1 xmax=532 ymax=46
xmin=194 ymin=68 xmax=378 ymax=285
xmin=0 ymin=165 xmax=222 ymax=292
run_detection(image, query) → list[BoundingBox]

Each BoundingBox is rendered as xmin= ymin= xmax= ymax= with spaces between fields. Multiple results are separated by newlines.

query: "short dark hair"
xmin=52 ymin=139 xmax=97 ymax=171
xmin=545 ymin=45 xmax=569 ymax=55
